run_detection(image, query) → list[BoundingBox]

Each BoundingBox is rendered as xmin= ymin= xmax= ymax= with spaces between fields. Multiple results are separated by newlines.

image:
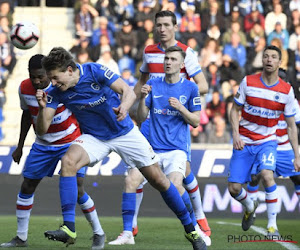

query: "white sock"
xmin=247 ymin=183 xmax=259 ymax=202
xmin=265 ymin=186 xmax=278 ymax=229
xmin=79 ymin=195 xmax=104 ymax=235
xmin=234 ymin=188 xmax=254 ymax=212
xmin=16 ymin=194 xmax=34 ymax=241
xmin=132 ymin=184 xmax=144 ymax=228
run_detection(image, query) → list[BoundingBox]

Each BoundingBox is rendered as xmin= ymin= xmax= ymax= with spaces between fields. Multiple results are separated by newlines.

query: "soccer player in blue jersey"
xmin=35 ymin=47 xmax=206 ymax=250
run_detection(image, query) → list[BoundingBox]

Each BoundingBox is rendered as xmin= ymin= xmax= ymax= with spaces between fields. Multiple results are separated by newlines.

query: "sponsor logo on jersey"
xmin=247 ymin=106 xmax=276 ymax=117
xmin=153 ymin=107 xmax=181 ymax=116
xmin=89 ymin=96 xmax=107 ymax=107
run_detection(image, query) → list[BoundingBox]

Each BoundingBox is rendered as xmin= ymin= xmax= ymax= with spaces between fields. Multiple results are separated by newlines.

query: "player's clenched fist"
xmin=36 ymin=89 xmax=47 ymax=108
xmin=140 ymin=84 xmax=151 ymax=98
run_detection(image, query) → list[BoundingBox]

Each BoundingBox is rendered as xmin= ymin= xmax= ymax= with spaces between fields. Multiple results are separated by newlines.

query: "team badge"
xmin=273 ymin=92 xmax=281 ymax=102
xmin=91 ymin=83 xmax=100 ymax=91
xmin=179 ymin=95 xmax=187 ymax=105
xmin=47 ymin=94 xmax=53 ymax=103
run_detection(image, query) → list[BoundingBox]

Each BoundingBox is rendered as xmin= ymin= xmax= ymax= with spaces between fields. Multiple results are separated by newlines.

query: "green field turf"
xmin=0 ymin=216 xmax=299 ymax=249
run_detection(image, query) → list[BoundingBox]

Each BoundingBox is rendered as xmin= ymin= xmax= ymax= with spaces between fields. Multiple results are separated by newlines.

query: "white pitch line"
xmin=217 ymin=221 xmax=300 ymax=250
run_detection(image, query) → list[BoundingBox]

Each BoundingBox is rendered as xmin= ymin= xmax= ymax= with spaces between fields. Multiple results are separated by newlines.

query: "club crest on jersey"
xmin=47 ymin=94 xmax=53 ymax=103
xmin=273 ymin=92 xmax=281 ymax=102
xmin=179 ymin=95 xmax=187 ymax=105
xmin=91 ymin=83 xmax=100 ymax=91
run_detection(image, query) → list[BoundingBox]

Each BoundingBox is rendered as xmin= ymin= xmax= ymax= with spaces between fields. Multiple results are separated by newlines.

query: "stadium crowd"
xmin=1 ymin=0 xmax=300 ymax=143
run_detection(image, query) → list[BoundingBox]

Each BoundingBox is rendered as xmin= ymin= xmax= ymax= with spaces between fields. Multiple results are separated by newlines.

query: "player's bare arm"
xmin=230 ymin=102 xmax=245 ymax=150
xmin=137 ymin=84 xmax=151 ymax=123
xmin=110 ymin=78 xmax=136 ymax=122
xmin=192 ymin=72 xmax=209 ymax=94
xmin=133 ymin=72 xmax=149 ymax=99
xmin=285 ymin=116 xmax=300 ymax=172
xmin=12 ymin=110 xmax=31 ymax=164
xmin=168 ymin=97 xmax=200 ymax=128
xmin=35 ymin=89 xmax=56 ymax=136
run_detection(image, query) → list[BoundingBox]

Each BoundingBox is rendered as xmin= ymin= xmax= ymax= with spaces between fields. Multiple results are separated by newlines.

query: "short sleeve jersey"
xmin=46 ymin=63 xmax=134 ymax=140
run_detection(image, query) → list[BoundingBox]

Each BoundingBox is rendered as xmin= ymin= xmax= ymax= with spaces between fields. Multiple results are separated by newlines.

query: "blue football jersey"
xmin=46 ymin=63 xmax=134 ymax=140
xmin=145 ymin=77 xmax=201 ymax=154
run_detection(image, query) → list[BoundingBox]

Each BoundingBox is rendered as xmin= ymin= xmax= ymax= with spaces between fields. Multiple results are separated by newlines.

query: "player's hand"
xmin=140 ymin=84 xmax=151 ymax=98
xmin=12 ymin=147 xmax=22 ymax=164
xmin=294 ymin=156 xmax=300 ymax=172
xmin=36 ymin=89 xmax=47 ymax=108
xmin=232 ymin=134 xmax=245 ymax=150
xmin=168 ymin=97 xmax=182 ymax=111
xmin=112 ymin=106 xmax=128 ymax=121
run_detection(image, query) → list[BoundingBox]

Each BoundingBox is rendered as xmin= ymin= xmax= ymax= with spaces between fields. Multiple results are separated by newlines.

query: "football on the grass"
xmin=10 ymin=21 xmax=39 ymax=50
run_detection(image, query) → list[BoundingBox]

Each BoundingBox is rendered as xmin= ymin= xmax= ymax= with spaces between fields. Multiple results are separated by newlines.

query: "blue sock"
xmin=160 ymin=182 xmax=192 ymax=226
xmin=182 ymin=190 xmax=197 ymax=226
xmin=60 ymin=176 xmax=77 ymax=232
xmin=19 ymin=192 xmax=34 ymax=199
xmin=122 ymin=192 xmax=136 ymax=232
xmin=78 ymin=192 xmax=89 ymax=204
xmin=183 ymin=172 xmax=194 ymax=186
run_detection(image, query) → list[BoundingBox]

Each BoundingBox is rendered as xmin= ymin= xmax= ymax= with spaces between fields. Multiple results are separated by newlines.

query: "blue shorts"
xmin=275 ymin=150 xmax=300 ymax=177
xmin=23 ymin=143 xmax=86 ymax=179
xmin=228 ymin=141 xmax=277 ymax=184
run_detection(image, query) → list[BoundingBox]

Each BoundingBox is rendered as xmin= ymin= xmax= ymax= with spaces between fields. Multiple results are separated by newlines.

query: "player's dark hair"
xmin=165 ymin=46 xmax=186 ymax=60
xmin=28 ymin=54 xmax=44 ymax=71
xmin=278 ymin=68 xmax=287 ymax=81
xmin=155 ymin=11 xmax=177 ymax=25
xmin=42 ymin=47 xmax=77 ymax=72
xmin=263 ymin=45 xmax=282 ymax=60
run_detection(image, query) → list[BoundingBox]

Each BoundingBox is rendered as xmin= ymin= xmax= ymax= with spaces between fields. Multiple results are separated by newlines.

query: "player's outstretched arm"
xmin=286 ymin=116 xmax=300 ymax=172
xmin=137 ymin=84 xmax=151 ymax=123
xmin=35 ymin=89 xmax=56 ymax=136
xmin=111 ymin=78 xmax=136 ymax=121
xmin=230 ymin=102 xmax=244 ymax=150
xmin=12 ymin=110 xmax=31 ymax=164
xmin=193 ymin=72 xmax=209 ymax=94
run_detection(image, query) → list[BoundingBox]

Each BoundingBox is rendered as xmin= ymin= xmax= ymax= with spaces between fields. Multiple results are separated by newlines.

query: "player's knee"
xmin=148 ymin=174 xmax=169 ymax=192
xmin=228 ymin=183 xmax=241 ymax=197
xmin=61 ymin=154 xmax=78 ymax=175
xmin=260 ymin=170 xmax=274 ymax=186
xmin=125 ymin=175 xmax=141 ymax=192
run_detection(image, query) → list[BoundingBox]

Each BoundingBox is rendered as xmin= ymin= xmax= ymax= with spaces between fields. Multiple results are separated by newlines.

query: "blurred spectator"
xmin=265 ymin=3 xmax=287 ymax=35
xmin=96 ymin=47 xmax=121 ymax=75
xmin=91 ymin=16 xmax=115 ymax=46
xmin=75 ymin=48 xmax=93 ymax=63
xmin=95 ymin=0 xmax=118 ymax=25
xmin=290 ymin=0 xmax=300 ymax=12
xmin=246 ymin=36 xmax=266 ymax=74
xmin=237 ymin=0 xmax=264 ymax=17
xmin=114 ymin=0 xmax=135 ymax=22
xmin=186 ymin=37 xmax=200 ymax=57
xmin=206 ymin=114 xmax=231 ymax=144
xmin=201 ymin=1 xmax=225 ymax=33
xmin=219 ymin=54 xmax=243 ymax=99
xmin=200 ymin=38 xmax=222 ymax=68
xmin=180 ymin=5 xmax=201 ymax=32
xmin=190 ymin=109 xmax=209 ymax=143
xmin=0 ymin=16 xmax=10 ymax=34
xmin=205 ymin=62 xmax=221 ymax=93
xmin=244 ymin=6 xmax=265 ymax=33
xmin=293 ymin=38 xmax=300 ymax=99
xmin=206 ymin=24 xmax=221 ymax=44
xmin=267 ymin=21 xmax=289 ymax=50
xmin=263 ymin=0 xmax=289 ymax=15
xmin=121 ymin=68 xmax=137 ymax=88
xmin=90 ymin=34 xmax=114 ymax=62
xmin=289 ymin=24 xmax=300 ymax=51
xmin=138 ymin=19 xmax=158 ymax=48
xmin=289 ymin=9 xmax=300 ymax=33
xmin=161 ymin=0 xmax=182 ymax=26
xmin=135 ymin=36 xmax=155 ymax=67
xmin=225 ymin=5 xmax=244 ymax=31
xmin=115 ymin=20 xmax=138 ymax=59
xmin=0 ymin=1 xmax=12 ymax=26
xmin=247 ymin=22 xmax=265 ymax=47
xmin=223 ymin=32 xmax=247 ymax=70
xmin=75 ymin=1 xmax=98 ymax=38
xmin=117 ymin=44 xmax=136 ymax=75
xmin=270 ymin=38 xmax=289 ymax=70
xmin=134 ymin=0 xmax=156 ymax=29
xmin=206 ymin=89 xmax=226 ymax=122
xmin=0 ymin=32 xmax=16 ymax=74
xmin=222 ymin=21 xmax=247 ymax=47
xmin=0 ymin=87 xmax=5 ymax=140
xmin=69 ymin=35 xmax=93 ymax=60
xmin=180 ymin=21 xmax=204 ymax=48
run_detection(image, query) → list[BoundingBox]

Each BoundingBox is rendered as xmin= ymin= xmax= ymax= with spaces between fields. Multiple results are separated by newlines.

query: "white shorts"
xmin=73 ymin=126 xmax=159 ymax=168
xmin=158 ymin=150 xmax=187 ymax=177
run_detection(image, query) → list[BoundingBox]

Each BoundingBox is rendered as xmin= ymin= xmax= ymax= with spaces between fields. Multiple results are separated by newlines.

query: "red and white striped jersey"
xmin=19 ymin=78 xmax=81 ymax=145
xmin=234 ymin=73 xmax=296 ymax=145
xmin=276 ymin=99 xmax=300 ymax=151
xmin=140 ymin=42 xmax=202 ymax=79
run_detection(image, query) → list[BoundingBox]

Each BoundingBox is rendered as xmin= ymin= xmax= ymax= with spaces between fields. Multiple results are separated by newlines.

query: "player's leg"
xmin=228 ymin=146 xmax=258 ymax=231
xmin=184 ymin=162 xmax=211 ymax=237
xmin=246 ymin=174 xmax=260 ymax=202
xmin=77 ymin=176 xmax=105 ymax=250
xmin=109 ymin=167 xmax=145 ymax=245
xmin=257 ymin=142 xmax=279 ymax=236
xmin=132 ymin=182 xmax=144 ymax=236
xmin=290 ymin=175 xmax=300 ymax=201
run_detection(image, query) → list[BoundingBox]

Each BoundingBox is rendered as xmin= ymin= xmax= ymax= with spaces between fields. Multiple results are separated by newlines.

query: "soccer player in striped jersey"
xmin=228 ymin=46 xmax=300 ymax=233
xmin=246 ymin=69 xmax=300 ymax=237
xmin=0 ymin=55 xmax=105 ymax=249
xmin=109 ymin=10 xmax=210 ymax=246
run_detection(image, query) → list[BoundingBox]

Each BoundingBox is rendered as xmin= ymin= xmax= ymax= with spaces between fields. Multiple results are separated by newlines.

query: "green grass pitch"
xmin=0 ymin=216 xmax=299 ymax=249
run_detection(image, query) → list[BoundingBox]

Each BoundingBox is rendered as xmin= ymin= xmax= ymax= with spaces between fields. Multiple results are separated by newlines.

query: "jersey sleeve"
xmin=284 ymin=87 xmax=297 ymax=117
xmin=293 ymin=99 xmax=300 ymax=124
xmin=139 ymin=48 xmax=149 ymax=74
xmin=19 ymin=86 xmax=28 ymax=111
xmin=184 ymin=47 xmax=202 ymax=78
xmin=46 ymin=88 xmax=60 ymax=110
xmin=234 ymin=77 xmax=247 ymax=106
xmin=188 ymin=83 xmax=201 ymax=112
xmin=91 ymin=63 xmax=120 ymax=87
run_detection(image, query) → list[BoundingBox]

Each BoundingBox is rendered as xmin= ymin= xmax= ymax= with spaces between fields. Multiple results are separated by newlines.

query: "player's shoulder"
xmin=144 ymin=44 xmax=163 ymax=54
xmin=148 ymin=77 xmax=163 ymax=86
xmin=182 ymin=78 xmax=198 ymax=90
xmin=176 ymin=41 xmax=189 ymax=52
xmin=20 ymin=78 xmax=35 ymax=94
